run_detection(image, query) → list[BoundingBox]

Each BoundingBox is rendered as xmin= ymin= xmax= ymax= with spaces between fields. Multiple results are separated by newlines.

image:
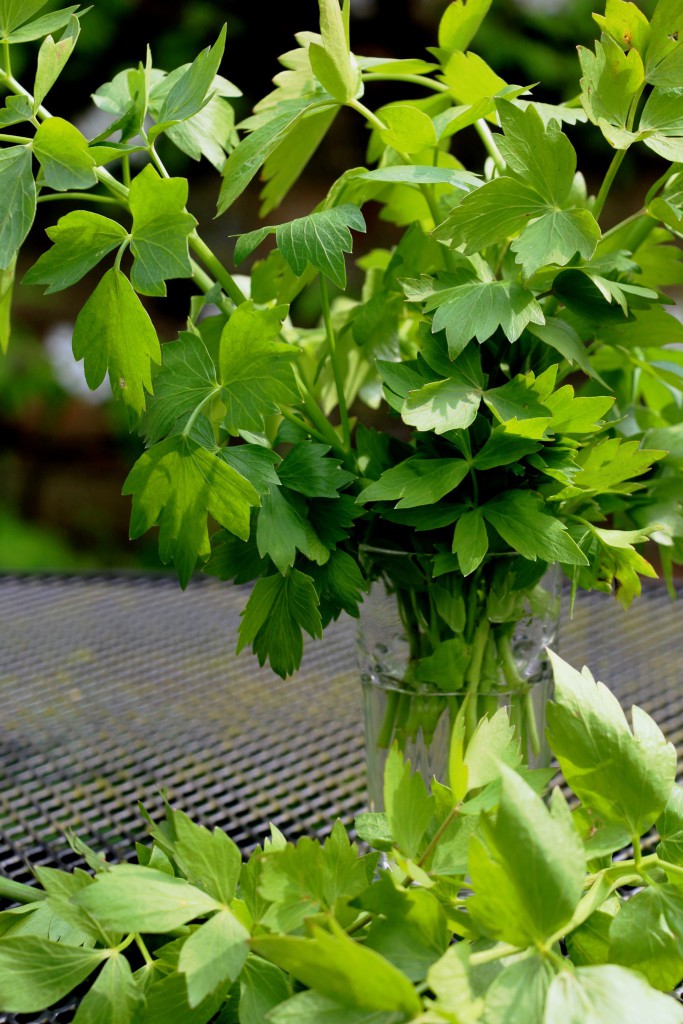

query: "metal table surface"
xmin=0 ymin=573 xmax=682 ymax=1024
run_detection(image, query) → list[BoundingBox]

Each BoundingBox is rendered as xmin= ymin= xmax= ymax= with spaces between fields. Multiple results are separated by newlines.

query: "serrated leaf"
xmin=0 ymin=937 xmax=107 ymax=1013
xmin=657 ymin=785 xmax=683 ymax=866
xmin=646 ymin=0 xmax=683 ymax=78
xmin=609 ymin=886 xmax=683 ymax=991
xmin=279 ymin=442 xmax=353 ymax=497
xmin=465 ymin=708 xmax=521 ymax=790
xmin=526 ymin=319 xmax=597 ymax=381
xmin=0 ymin=145 xmax=35 ymax=270
xmin=33 ymin=14 xmax=79 ymax=110
xmin=383 ymin=744 xmax=435 ymax=859
xmin=402 ymin=373 xmax=483 ymax=434
xmin=546 ymin=650 xmax=677 ymax=836
xmin=0 ymin=94 xmax=33 ymax=126
xmin=23 ymin=211 xmax=127 ymax=295
xmin=141 ymin=332 xmax=218 ymax=445
xmin=178 ymin=909 xmax=249 ymax=1008
xmin=170 ymin=808 xmax=242 ymax=905
xmin=217 ymin=99 xmax=316 ymax=215
xmin=277 ymin=204 xmax=366 ymax=288
xmin=72 ymin=267 xmax=161 ymax=415
xmin=550 ymin=437 xmax=664 ymax=499
xmin=123 ymin=434 xmax=259 ymax=586
xmin=442 ymin=51 xmax=507 ymax=110
xmin=482 ymin=491 xmax=588 ymax=564
xmin=128 ymin=165 xmax=196 ymax=297
xmin=472 ymin=429 xmax=540 ymax=471
xmin=33 ymin=117 xmax=98 ymax=191
xmin=256 ymin=484 xmax=329 ymax=573
xmin=469 ymin=770 xmax=585 ymax=946
xmin=578 ymin=37 xmax=644 ymax=144
xmin=639 ymin=85 xmax=683 ymax=160
xmin=497 ymin=100 xmax=577 ymax=206
xmin=433 ymin=176 xmax=547 ymax=254
xmin=357 ymin=457 xmax=469 ymax=509
xmin=511 ymin=209 xmax=600 ymax=278
xmin=426 ymin=280 xmax=545 ymax=358
xmin=219 ymin=301 xmax=299 ymax=433
xmin=593 ymin=0 xmax=650 ymax=56
xmin=71 ymin=954 xmax=143 ymax=1024
xmin=237 ymin=569 xmax=323 ymax=678
xmin=483 ymin=955 xmax=553 ymax=1024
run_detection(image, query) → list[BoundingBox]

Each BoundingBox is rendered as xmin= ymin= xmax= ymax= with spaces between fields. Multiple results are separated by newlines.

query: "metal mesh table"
xmin=1 ymin=573 xmax=682 ymax=1023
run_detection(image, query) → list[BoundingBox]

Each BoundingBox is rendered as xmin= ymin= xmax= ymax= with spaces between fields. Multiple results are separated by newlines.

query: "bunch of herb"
xmin=1 ymin=651 xmax=682 ymax=1022
xmin=1 ymin=0 xmax=682 ymax=729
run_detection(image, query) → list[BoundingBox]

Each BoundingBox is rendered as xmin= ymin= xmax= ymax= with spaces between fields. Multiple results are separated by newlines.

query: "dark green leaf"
xmin=128 ymin=166 xmax=197 ymax=297
xmin=123 ymin=434 xmax=259 ymax=587
xmin=141 ymin=332 xmax=218 ymax=445
xmin=482 ymin=492 xmax=588 ymax=564
xmin=237 ymin=569 xmax=323 ymax=678
xmin=452 ymin=509 xmax=489 ymax=576
xmin=279 ymin=442 xmax=353 ymax=497
xmin=357 ymin=458 xmax=470 ymax=509
xmin=426 ymin=280 xmax=545 ymax=358
xmin=256 ymin=484 xmax=329 ymax=573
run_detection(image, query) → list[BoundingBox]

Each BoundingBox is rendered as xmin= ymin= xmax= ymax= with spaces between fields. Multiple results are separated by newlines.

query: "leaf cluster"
xmin=1 ymin=652 xmax=683 ymax=1022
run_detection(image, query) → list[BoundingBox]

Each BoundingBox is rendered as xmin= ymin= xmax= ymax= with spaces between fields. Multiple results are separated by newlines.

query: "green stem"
xmin=474 ymin=119 xmax=505 ymax=174
xmin=279 ymin=406 xmax=331 ymax=446
xmin=361 ymin=72 xmax=448 ymax=93
xmin=0 ymin=132 xmax=29 ymax=144
xmin=122 ymin=153 xmax=131 ymax=189
xmin=189 ymin=232 xmax=248 ymax=307
xmin=656 ymin=858 xmax=683 ymax=882
xmin=347 ymin=97 xmax=387 ymax=133
xmin=2 ymin=39 xmax=11 ymax=79
xmin=135 ymin=933 xmax=154 ymax=966
xmin=465 ymin=616 xmax=490 ymax=741
xmin=148 ymin=144 xmax=170 ymax=179
xmin=417 ymin=802 xmax=462 ymax=868
xmin=37 ymin=191 xmax=122 ymax=205
xmin=181 ymin=388 xmax=221 ymax=437
xmin=0 ymin=875 xmax=48 ymax=904
xmin=114 ymin=237 xmax=130 ymax=272
xmin=320 ymin=276 xmax=351 ymax=449
xmin=469 ymin=943 xmax=524 ymax=967
xmin=592 ymin=148 xmax=627 ymax=222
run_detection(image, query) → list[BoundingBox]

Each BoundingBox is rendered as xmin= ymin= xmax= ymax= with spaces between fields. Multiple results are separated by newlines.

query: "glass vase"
xmin=356 ymin=547 xmax=561 ymax=811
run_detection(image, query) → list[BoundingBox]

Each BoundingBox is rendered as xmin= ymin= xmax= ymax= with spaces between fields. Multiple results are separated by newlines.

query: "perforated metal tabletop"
xmin=0 ymin=573 xmax=681 ymax=1023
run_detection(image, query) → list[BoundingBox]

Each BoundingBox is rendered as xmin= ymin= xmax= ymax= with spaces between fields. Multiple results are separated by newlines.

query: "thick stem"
xmin=361 ymin=72 xmax=448 ymax=94
xmin=0 ymin=876 xmax=48 ymax=904
xmin=37 ymin=191 xmax=123 ymax=206
xmin=320 ymin=276 xmax=351 ymax=448
xmin=592 ymin=148 xmax=628 ymax=223
xmin=189 ymin=232 xmax=247 ymax=307
xmin=474 ymin=119 xmax=505 ymax=174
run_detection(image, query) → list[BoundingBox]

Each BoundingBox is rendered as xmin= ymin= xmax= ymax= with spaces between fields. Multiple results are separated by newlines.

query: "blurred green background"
xmin=0 ymin=0 xmax=662 ymax=573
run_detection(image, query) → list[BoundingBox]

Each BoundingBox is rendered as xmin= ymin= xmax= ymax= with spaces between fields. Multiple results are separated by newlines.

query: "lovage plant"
xmin=2 ymin=0 xmax=683 ymax=750
xmin=1 ymin=653 xmax=683 ymax=1022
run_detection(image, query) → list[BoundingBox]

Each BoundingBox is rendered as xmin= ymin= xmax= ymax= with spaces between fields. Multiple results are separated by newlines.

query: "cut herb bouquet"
xmin=3 ymin=0 xmax=683 ymax=789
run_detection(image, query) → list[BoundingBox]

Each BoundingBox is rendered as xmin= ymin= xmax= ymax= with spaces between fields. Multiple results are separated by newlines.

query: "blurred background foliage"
xmin=1 ymin=0 xmax=664 ymax=572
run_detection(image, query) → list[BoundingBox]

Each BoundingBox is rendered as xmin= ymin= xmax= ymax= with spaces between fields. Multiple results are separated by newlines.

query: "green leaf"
xmin=483 ymin=955 xmax=554 ymax=1024
xmin=270 ymin=989 xmax=405 ymax=1024
xmin=128 ymin=165 xmax=197 ymax=297
xmin=279 ymin=442 xmax=353 ymax=497
xmin=526 ymin=319 xmax=597 ymax=381
xmin=511 ymin=209 xmax=600 ymax=279
xmin=427 ymin=944 xmax=483 ymax=1023
xmin=0 ymin=145 xmax=35 ymax=270
xmin=465 ymin=708 xmax=521 ymax=790
xmin=256 ymin=484 xmax=329 ymax=573
xmin=32 ymin=117 xmax=98 ymax=191
xmin=639 ymin=86 xmax=683 ymax=160
xmin=609 ymin=886 xmax=683 ymax=991
xmin=378 ymin=104 xmax=437 ymax=154
xmin=438 ymin=0 xmax=492 ymax=52
xmin=357 ymin=458 xmax=470 ymax=509
xmin=364 ymin=887 xmax=449 ymax=983
xmin=141 ymin=332 xmax=218 ymax=445
xmin=0 ymin=937 xmax=107 ymax=1013
xmin=550 ymin=437 xmax=665 ymax=499
xmin=237 ymin=569 xmax=323 ymax=678
xmin=426 ymin=280 xmax=545 ymax=358
xmin=0 ymin=0 xmax=50 ymax=36
xmin=593 ymin=0 xmax=650 ymax=56
xmin=156 ymin=26 xmax=227 ymax=126
xmin=433 ymin=176 xmax=547 ymax=254
xmin=402 ymin=375 xmax=483 ymax=434
xmin=544 ymin=964 xmax=683 ymax=1024
xmin=123 ymin=434 xmax=259 ymax=586
xmin=0 ymin=256 xmax=15 ymax=353
xmin=497 ymin=100 xmax=577 ymax=206
xmin=482 ymin=491 xmax=588 ymax=564
xmin=72 ymin=267 xmax=161 ymax=415
xmin=359 ymin=165 xmax=479 ymax=190
xmin=252 ymin=924 xmax=422 ymax=1017
xmin=71 ymin=954 xmax=143 ymax=1024
xmin=383 ymin=744 xmax=434 ymax=859
xmin=309 ymin=0 xmax=358 ymax=102
xmin=260 ymin=105 xmax=339 ymax=215
xmin=578 ymin=37 xmax=644 ymax=146
xmin=170 ymin=808 xmax=242 ymax=905
xmin=657 ymin=785 xmax=683 ymax=865
xmin=546 ymin=650 xmax=677 ymax=836
xmin=178 ymin=910 xmax=249 ymax=1008
xmin=217 ymin=99 xmax=315 ymax=215
xmin=452 ymin=509 xmax=488 ymax=576
xmin=219 ymin=446 xmax=281 ymax=497
xmin=241 ymin=204 xmax=365 ymax=288
xmin=646 ymin=0 xmax=683 ymax=78
xmin=219 ymin=301 xmax=299 ymax=433
xmin=72 ymin=864 xmax=221 ymax=933
xmin=483 ymin=372 xmax=552 ymax=433
xmin=140 ymin=971 xmax=230 ymax=1024
xmin=469 ymin=770 xmax=585 ymax=946
xmin=0 ymin=94 xmax=33 ymax=126
xmin=442 ymin=51 xmax=507 ymax=110
xmin=23 ymin=210 xmax=127 ymax=295
xmin=5 ymin=5 xmax=79 ymax=43
xmin=472 ymin=429 xmax=540 ymax=471
xmin=33 ymin=13 xmax=79 ymax=110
